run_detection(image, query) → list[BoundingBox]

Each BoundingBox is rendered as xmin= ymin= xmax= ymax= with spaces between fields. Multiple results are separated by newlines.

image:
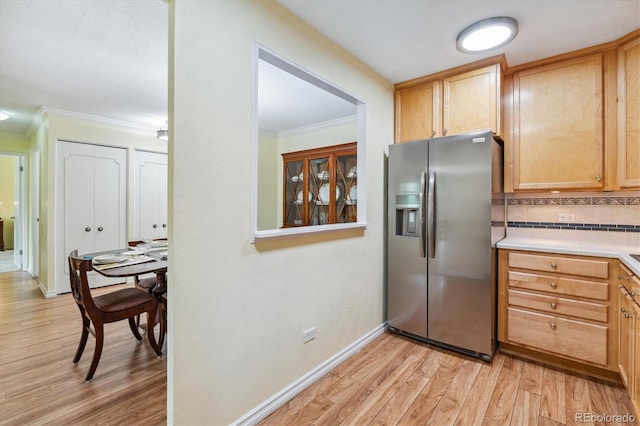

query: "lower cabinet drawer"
xmin=508 ymin=289 xmax=608 ymax=322
xmin=507 ymin=307 xmax=608 ymax=366
xmin=509 ymin=252 xmax=609 ymax=279
xmin=508 ymin=271 xmax=608 ymax=301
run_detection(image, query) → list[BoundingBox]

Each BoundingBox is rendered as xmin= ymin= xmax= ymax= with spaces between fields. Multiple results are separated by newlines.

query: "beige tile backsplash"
xmin=507 ymin=191 xmax=640 ymax=226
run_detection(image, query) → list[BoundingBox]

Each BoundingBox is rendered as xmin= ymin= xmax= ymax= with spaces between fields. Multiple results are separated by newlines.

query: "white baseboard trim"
xmin=38 ymin=280 xmax=57 ymax=298
xmin=231 ymin=323 xmax=386 ymax=426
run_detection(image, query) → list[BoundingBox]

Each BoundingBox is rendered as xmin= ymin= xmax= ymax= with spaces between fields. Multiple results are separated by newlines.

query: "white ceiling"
xmin=0 ymin=0 xmax=168 ymax=136
xmin=0 ymin=0 xmax=638 ymax=137
xmin=278 ymin=0 xmax=640 ymax=83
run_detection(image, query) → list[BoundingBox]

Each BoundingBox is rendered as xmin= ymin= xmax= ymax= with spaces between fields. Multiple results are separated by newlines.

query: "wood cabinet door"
xmin=618 ymin=37 xmax=640 ymax=189
xmin=619 ymin=286 xmax=633 ymax=388
xmin=512 ymin=54 xmax=604 ymax=190
xmin=395 ymin=81 xmax=441 ymax=143
xmin=443 ymin=64 xmax=501 ymax=136
xmin=632 ymin=301 xmax=640 ymax=416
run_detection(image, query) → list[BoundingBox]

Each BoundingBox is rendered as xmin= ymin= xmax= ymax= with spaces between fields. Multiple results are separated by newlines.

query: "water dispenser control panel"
xmin=395 ymin=194 xmax=420 ymax=237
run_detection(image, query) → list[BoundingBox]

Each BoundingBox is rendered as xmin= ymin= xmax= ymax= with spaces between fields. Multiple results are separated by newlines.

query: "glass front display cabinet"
xmin=282 ymin=142 xmax=357 ymax=227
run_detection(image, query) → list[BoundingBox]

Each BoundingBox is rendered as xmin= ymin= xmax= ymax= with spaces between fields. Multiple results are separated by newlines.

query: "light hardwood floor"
xmin=0 ymin=271 xmax=166 ymax=425
xmin=1 ymin=271 xmax=636 ymax=425
xmin=260 ymin=333 xmax=637 ymax=426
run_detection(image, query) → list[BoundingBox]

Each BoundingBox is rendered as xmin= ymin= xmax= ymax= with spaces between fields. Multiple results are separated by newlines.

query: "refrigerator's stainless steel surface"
xmin=387 ymin=141 xmax=428 ymax=338
xmin=387 ymin=130 xmax=504 ymax=360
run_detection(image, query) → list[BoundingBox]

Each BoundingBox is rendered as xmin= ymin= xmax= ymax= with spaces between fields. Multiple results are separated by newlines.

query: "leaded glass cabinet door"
xmin=309 ymin=155 xmax=331 ymax=225
xmin=336 ymin=152 xmax=357 ymax=223
xmin=283 ymin=159 xmax=306 ymax=226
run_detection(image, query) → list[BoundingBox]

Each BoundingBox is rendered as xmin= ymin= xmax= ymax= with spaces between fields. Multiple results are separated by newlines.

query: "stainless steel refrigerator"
xmin=387 ymin=129 xmax=505 ymax=361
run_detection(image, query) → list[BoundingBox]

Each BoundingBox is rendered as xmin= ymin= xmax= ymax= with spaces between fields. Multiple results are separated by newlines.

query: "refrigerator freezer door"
xmin=387 ymin=141 xmax=428 ymax=338
xmin=427 ymin=131 xmax=494 ymax=355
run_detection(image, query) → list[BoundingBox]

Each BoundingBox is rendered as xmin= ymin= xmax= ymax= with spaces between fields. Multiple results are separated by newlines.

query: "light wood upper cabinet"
xmin=395 ymin=81 xmax=441 ymax=143
xmin=395 ymin=61 xmax=503 ymax=143
xmin=511 ymin=54 xmax=604 ymax=191
xmin=442 ymin=64 xmax=501 ymax=137
xmin=617 ymin=37 xmax=640 ymax=189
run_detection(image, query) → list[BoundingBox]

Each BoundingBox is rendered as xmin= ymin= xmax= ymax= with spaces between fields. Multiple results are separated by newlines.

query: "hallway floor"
xmin=0 ymin=250 xmax=19 ymax=273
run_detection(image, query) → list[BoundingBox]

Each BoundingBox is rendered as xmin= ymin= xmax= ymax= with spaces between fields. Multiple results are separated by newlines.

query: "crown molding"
xmin=32 ymin=106 xmax=158 ymax=134
xmin=277 ymin=115 xmax=357 ymax=138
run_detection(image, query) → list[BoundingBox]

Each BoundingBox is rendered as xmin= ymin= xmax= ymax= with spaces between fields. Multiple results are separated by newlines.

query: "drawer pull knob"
xmin=621 ymin=307 xmax=628 ymax=314
xmin=550 ymin=262 xmax=558 ymax=269
xmin=549 ymin=323 xmax=557 ymax=330
xmin=550 ymin=302 xmax=557 ymax=310
xmin=550 ymin=282 xmax=557 ymax=289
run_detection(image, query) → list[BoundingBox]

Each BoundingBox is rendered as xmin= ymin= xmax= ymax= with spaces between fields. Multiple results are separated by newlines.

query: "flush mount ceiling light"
xmin=156 ymin=121 xmax=168 ymax=141
xmin=0 ymin=111 xmax=10 ymax=121
xmin=456 ymin=16 xmax=518 ymax=53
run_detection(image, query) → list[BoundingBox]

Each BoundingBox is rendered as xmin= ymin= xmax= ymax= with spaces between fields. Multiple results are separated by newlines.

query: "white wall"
xmin=170 ymin=0 xmax=393 ymax=423
xmin=278 ymin=117 xmax=357 ymax=154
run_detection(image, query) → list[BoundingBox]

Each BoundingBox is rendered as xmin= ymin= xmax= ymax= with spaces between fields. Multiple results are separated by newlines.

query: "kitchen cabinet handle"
xmin=97 ymin=227 xmax=104 ymax=232
xmin=624 ymin=312 xmax=632 ymax=319
xmin=550 ymin=302 xmax=557 ymax=310
xmin=550 ymin=282 xmax=557 ymax=289
xmin=618 ymin=275 xmax=631 ymax=281
xmin=621 ymin=307 xmax=628 ymax=314
xmin=162 ymin=224 xmax=167 ymax=228
xmin=550 ymin=262 xmax=558 ymax=269
xmin=549 ymin=323 xmax=557 ymax=330
xmin=85 ymin=227 xmax=91 ymax=232
xmin=595 ymin=175 xmax=601 ymax=181
xmin=153 ymin=224 xmax=158 ymax=229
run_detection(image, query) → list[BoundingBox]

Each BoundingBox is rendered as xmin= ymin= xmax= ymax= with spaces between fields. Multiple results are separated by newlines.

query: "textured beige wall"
xmin=170 ymin=0 xmax=393 ymax=423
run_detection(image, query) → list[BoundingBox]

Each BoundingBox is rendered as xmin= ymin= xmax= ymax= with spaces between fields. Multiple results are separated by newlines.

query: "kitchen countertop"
xmin=497 ymin=229 xmax=640 ymax=276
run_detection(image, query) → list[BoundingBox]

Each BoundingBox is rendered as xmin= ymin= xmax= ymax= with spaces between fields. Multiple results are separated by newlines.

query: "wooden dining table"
xmin=88 ymin=248 xmax=168 ymax=296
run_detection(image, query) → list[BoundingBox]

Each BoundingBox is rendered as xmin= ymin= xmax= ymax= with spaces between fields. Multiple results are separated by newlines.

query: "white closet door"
xmin=62 ymin=142 xmax=96 ymax=260
xmin=93 ymin=146 xmax=127 ymax=252
xmin=134 ymin=151 xmax=168 ymax=240
xmin=56 ymin=141 xmax=127 ymax=294
xmin=158 ymin=160 xmax=168 ymax=239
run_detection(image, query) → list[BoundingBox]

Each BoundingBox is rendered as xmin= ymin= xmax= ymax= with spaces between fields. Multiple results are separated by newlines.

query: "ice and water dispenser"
xmin=395 ymin=183 xmax=421 ymax=237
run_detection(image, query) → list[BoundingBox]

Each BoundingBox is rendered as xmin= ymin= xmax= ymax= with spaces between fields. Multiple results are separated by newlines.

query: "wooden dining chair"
xmin=158 ymin=292 xmax=168 ymax=350
xmin=68 ymin=250 xmax=162 ymax=381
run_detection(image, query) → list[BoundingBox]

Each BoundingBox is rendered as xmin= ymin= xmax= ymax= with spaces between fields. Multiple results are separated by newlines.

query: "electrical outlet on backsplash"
xmin=506 ymin=191 xmax=640 ymax=235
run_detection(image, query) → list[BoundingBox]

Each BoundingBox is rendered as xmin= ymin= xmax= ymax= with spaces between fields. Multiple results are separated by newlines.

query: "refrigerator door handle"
xmin=418 ymin=170 xmax=427 ymax=258
xmin=427 ymin=171 xmax=436 ymax=258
